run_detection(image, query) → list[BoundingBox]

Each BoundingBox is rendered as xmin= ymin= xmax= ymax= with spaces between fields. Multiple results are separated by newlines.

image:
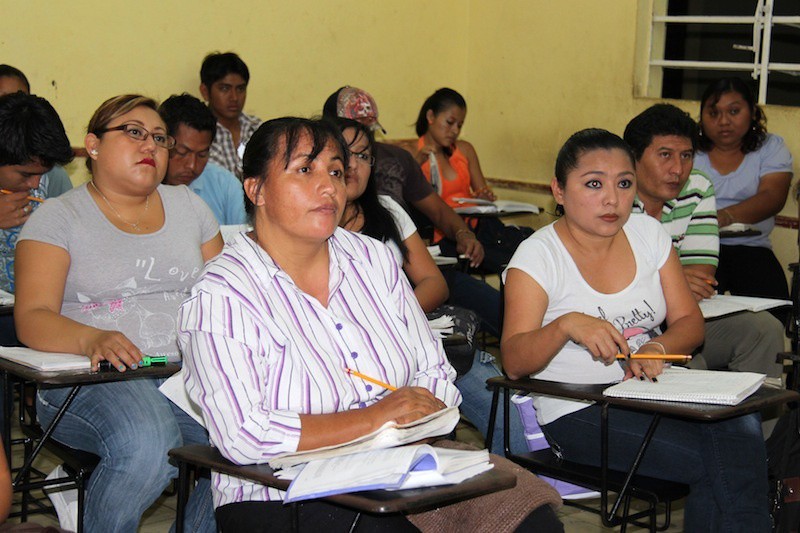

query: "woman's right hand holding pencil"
xmin=370 ymin=387 xmax=446 ymax=426
xmin=625 ymin=342 xmax=666 ymax=382
xmin=558 ymin=312 xmax=629 ymax=365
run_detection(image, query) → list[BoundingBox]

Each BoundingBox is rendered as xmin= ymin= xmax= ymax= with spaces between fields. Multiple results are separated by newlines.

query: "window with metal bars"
xmin=645 ymin=0 xmax=800 ymax=105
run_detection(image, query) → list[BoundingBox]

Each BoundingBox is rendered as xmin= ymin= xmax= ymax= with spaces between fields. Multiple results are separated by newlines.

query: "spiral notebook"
xmin=602 ymin=368 xmax=765 ymax=406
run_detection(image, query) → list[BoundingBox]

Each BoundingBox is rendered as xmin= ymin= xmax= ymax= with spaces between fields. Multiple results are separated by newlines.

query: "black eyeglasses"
xmin=95 ymin=123 xmax=176 ymax=149
xmin=351 ymin=151 xmax=375 ymax=167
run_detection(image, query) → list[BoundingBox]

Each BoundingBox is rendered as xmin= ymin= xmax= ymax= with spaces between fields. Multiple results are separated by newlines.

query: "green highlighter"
xmin=139 ymin=355 xmax=168 ymax=367
xmin=97 ymin=355 xmax=168 ymax=372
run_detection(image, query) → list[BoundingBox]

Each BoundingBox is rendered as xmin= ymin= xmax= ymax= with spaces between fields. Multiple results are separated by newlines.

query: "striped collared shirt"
xmin=633 ymin=171 xmax=719 ymax=267
xmin=178 ymin=228 xmax=460 ymax=506
xmin=208 ymin=112 xmax=262 ymax=180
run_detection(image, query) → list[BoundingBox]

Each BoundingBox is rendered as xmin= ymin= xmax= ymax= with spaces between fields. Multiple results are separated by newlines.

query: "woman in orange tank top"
xmin=412 ymin=88 xmax=496 ymax=206
xmin=410 ymin=88 xmax=533 ymax=274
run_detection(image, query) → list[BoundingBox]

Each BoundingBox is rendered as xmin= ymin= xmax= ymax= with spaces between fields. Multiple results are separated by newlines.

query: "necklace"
xmin=89 ymin=180 xmax=150 ymax=231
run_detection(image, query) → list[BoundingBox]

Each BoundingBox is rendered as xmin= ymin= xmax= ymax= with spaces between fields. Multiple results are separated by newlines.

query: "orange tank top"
xmin=418 ymin=138 xmax=472 ymax=207
xmin=418 ymin=138 xmax=476 ymax=242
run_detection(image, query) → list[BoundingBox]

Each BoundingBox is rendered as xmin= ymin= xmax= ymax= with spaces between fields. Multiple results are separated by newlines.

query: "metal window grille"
xmin=648 ymin=0 xmax=800 ymax=104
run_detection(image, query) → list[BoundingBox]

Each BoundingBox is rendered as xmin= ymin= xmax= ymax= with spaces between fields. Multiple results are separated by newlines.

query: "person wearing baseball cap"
xmin=323 ymin=86 xmax=484 ymax=267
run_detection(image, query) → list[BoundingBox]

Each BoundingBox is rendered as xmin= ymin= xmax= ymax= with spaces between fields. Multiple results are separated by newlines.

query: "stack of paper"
xmin=278 ymin=444 xmax=492 ymax=502
xmin=699 ymin=294 xmax=792 ymax=319
xmin=0 ymin=347 xmax=90 ymax=371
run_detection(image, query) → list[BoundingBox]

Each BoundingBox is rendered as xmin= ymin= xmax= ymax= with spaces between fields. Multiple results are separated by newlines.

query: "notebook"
xmin=269 ymin=406 xmax=460 ymax=469
xmin=0 ymin=347 xmax=91 ymax=372
xmin=602 ymin=368 xmax=765 ymax=406
xmin=278 ymin=444 xmax=492 ymax=502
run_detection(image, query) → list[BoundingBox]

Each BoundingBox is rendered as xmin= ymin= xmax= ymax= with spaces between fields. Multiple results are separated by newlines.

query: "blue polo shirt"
xmin=187 ymin=162 xmax=247 ymax=225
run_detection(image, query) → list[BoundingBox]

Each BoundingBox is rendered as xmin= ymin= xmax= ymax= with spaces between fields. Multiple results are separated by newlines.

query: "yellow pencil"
xmin=345 ymin=368 xmax=397 ymax=391
xmin=616 ymin=354 xmax=692 ymax=361
xmin=0 ymin=189 xmax=44 ymax=203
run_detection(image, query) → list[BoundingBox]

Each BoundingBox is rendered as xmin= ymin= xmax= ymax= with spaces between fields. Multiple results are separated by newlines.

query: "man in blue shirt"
xmin=159 ymin=94 xmax=247 ymax=225
xmin=0 ymin=64 xmax=73 ymax=199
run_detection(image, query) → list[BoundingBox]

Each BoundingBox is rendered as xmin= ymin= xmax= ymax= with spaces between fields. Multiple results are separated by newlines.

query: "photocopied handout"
xmin=699 ymin=294 xmax=792 ymax=319
xmin=281 ymin=444 xmax=491 ymax=502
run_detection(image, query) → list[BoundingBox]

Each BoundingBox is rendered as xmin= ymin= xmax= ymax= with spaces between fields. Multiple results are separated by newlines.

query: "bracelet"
xmin=640 ymin=341 xmax=666 ymax=355
xmin=474 ymin=186 xmax=493 ymax=196
xmin=455 ymin=228 xmax=474 ymax=240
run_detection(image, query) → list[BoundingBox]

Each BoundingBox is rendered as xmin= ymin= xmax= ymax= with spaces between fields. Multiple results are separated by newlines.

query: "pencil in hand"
xmin=0 ymin=189 xmax=44 ymax=203
xmin=616 ymin=354 xmax=692 ymax=361
xmin=345 ymin=368 xmax=397 ymax=391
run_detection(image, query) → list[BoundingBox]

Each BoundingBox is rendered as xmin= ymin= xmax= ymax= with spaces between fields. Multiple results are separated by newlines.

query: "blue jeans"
xmin=37 ymin=377 xmax=215 ymax=533
xmin=543 ymin=405 xmax=770 ymax=532
xmin=456 ymin=351 xmax=527 ymax=454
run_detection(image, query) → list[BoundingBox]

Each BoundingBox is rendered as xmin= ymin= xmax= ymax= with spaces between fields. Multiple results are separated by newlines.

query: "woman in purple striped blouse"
xmin=178 ymin=117 xmax=457 ymax=529
xmin=177 ymin=118 xmax=563 ymax=532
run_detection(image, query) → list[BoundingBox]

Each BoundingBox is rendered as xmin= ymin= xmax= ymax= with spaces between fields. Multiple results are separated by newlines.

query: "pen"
xmin=345 ymin=368 xmax=397 ymax=391
xmin=616 ymin=354 xmax=692 ymax=361
xmin=0 ymin=189 xmax=44 ymax=203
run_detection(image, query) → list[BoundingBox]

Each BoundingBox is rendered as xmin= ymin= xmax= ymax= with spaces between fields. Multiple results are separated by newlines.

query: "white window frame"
xmin=634 ymin=0 xmax=800 ymax=104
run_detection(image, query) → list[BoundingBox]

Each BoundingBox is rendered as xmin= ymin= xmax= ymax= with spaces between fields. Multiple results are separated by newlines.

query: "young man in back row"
xmin=624 ymin=103 xmax=784 ymax=384
xmin=0 ymin=64 xmax=73 ymax=199
xmin=159 ymin=93 xmax=247 ymax=225
xmin=199 ymin=52 xmax=262 ymax=180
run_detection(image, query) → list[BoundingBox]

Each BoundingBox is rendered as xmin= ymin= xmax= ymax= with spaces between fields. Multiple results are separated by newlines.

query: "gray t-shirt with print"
xmin=19 ymin=184 xmax=218 ymax=359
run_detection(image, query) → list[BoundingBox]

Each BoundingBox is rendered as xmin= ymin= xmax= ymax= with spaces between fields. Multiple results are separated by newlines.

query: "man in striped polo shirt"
xmin=625 ymin=104 xmax=784 ymax=383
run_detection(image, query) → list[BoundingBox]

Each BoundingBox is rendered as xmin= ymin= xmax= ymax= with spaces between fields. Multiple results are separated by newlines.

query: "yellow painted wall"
xmin=465 ymin=0 xmax=799 ymax=273
xmin=1 ymin=0 xmax=467 ymax=182
xmin=2 ymin=0 xmax=797 ymax=269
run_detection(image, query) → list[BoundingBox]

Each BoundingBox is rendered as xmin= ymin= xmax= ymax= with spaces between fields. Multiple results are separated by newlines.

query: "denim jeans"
xmin=37 ymin=377 xmax=215 ymax=533
xmin=543 ymin=405 xmax=770 ymax=532
xmin=456 ymin=351 xmax=527 ymax=454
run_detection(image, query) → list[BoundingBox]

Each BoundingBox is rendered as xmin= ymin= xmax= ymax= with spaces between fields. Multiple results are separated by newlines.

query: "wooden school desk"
xmin=169 ymin=444 xmax=517 ymax=533
xmin=485 ymin=376 xmax=799 ymax=531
